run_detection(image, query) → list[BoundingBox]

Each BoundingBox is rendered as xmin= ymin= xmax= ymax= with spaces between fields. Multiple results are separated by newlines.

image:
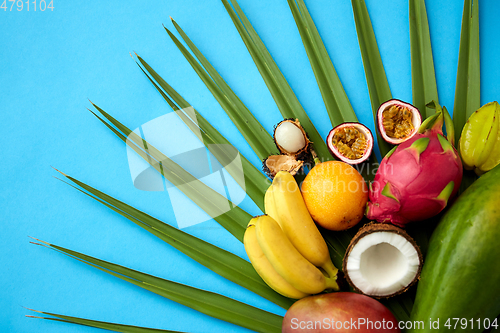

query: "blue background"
xmin=1 ymin=0 xmax=499 ymax=332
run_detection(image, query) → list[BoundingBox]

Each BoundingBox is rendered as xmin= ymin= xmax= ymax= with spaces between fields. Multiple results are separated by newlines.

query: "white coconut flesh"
xmin=275 ymin=122 xmax=306 ymax=153
xmin=345 ymin=231 xmax=420 ymax=297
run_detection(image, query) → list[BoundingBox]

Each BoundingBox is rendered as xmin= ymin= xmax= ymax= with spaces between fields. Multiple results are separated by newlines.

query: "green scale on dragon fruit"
xmin=366 ymin=104 xmax=463 ymax=227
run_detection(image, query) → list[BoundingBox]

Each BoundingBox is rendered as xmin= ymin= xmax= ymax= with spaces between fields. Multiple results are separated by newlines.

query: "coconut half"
xmin=343 ymin=222 xmax=422 ymax=298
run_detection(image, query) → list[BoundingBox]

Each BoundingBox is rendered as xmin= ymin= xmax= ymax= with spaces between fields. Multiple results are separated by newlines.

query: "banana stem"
xmin=322 ymin=260 xmax=340 ymax=291
xmin=325 ymin=277 xmax=340 ymax=291
xmin=322 ymin=260 xmax=338 ymax=277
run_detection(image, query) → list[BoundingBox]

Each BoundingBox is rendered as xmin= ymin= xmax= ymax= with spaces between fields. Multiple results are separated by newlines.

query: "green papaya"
xmin=409 ymin=164 xmax=500 ymax=332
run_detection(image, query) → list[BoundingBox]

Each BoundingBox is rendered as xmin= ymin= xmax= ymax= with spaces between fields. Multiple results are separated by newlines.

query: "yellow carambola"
xmin=459 ymin=102 xmax=500 ymax=175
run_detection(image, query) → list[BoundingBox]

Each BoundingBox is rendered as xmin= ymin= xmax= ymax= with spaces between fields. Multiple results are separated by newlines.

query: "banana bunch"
xmin=459 ymin=101 xmax=500 ymax=175
xmin=244 ymin=171 xmax=339 ymax=299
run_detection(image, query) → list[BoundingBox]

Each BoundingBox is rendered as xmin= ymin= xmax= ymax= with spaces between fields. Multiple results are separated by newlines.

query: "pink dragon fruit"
xmin=366 ymin=105 xmax=463 ymax=227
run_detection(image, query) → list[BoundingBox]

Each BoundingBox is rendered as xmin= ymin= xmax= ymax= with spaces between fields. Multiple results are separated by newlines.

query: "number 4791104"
xmin=1 ymin=0 xmax=54 ymax=11
xmin=444 ymin=318 xmax=498 ymax=330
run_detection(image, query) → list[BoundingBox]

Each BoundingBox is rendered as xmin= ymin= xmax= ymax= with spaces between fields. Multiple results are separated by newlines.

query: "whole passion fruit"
xmin=377 ymin=99 xmax=422 ymax=144
xmin=326 ymin=122 xmax=373 ymax=164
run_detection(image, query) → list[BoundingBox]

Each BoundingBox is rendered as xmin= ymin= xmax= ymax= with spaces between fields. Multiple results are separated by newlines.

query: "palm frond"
xmin=90 ymin=103 xmax=250 ymax=241
xmin=287 ymin=0 xmax=378 ymax=182
xmin=409 ymin=0 xmax=439 ymax=118
xmin=220 ymin=0 xmax=332 ymax=160
xmin=163 ymin=22 xmax=276 ymax=161
xmin=453 ymin=0 xmax=480 ymax=142
xmin=54 ymin=172 xmax=293 ymax=309
xmin=27 ymin=309 xmax=181 ymax=333
xmin=454 ymin=0 xmax=480 ymax=192
xmin=351 ymin=0 xmax=393 ymax=157
xmin=133 ymin=55 xmax=269 ymax=211
xmin=287 ymin=0 xmax=357 ymax=126
xmin=31 ymin=240 xmax=283 ymax=333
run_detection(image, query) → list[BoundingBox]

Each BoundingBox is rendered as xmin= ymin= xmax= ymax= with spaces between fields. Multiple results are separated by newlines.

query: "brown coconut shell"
xmin=262 ymin=155 xmax=304 ymax=179
xmin=342 ymin=222 xmax=423 ymax=299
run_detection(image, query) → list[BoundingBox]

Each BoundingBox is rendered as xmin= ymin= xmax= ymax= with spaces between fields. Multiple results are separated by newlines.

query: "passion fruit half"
xmin=377 ymin=99 xmax=422 ymax=144
xmin=326 ymin=122 xmax=373 ymax=164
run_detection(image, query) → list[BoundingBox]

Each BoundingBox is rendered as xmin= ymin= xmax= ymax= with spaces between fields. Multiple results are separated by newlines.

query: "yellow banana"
xmin=264 ymin=184 xmax=280 ymax=223
xmin=244 ymin=220 xmax=309 ymax=299
xmin=254 ymin=215 xmax=338 ymax=294
xmin=271 ymin=171 xmax=339 ymax=279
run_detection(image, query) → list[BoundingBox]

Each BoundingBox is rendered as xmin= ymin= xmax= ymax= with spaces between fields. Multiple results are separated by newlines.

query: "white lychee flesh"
xmin=345 ymin=231 xmax=420 ymax=297
xmin=275 ymin=122 xmax=306 ymax=153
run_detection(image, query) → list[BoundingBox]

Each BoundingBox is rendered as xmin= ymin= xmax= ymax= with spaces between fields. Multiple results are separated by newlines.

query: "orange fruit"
xmin=301 ymin=161 xmax=368 ymax=231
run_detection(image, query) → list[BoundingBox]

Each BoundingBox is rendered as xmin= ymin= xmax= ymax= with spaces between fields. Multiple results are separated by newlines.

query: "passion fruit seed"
xmin=327 ymin=122 xmax=373 ymax=164
xmin=382 ymin=105 xmax=414 ymax=139
xmin=377 ymin=100 xmax=422 ymax=145
xmin=331 ymin=127 xmax=368 ymax=160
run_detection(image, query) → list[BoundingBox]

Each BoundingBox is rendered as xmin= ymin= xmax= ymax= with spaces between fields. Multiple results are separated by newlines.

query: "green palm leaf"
xmin=54 ymin=172 xmax=293 ymax=309
xmin=90 ymin=103 xmax=250 ymax=241
xmin=27 ymin=309 xmax=181 ymax=333
xmin=163 ymin=22 xmax=276 ymax=161
xmin=409 ymin=0 xmax=439 ymax=118
xmin=133 ymin=55 xmax=269 ymax=211
xmin=453 ymin=0 xmax=480 ymax=143
xmin=351 ymin=0 xmax=393 ymax=157
xmin=287 ymin=0 xmax=357 ymax=126
xmin=287 ymin=0 xmax=378 ymax=182
xmin=31 ymin=240 xmax=283 ymax=333
xmin=220 ymin=0 xmax=332 ymax=161
xmin=455 ymin=0 xmax=480 ymax=192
